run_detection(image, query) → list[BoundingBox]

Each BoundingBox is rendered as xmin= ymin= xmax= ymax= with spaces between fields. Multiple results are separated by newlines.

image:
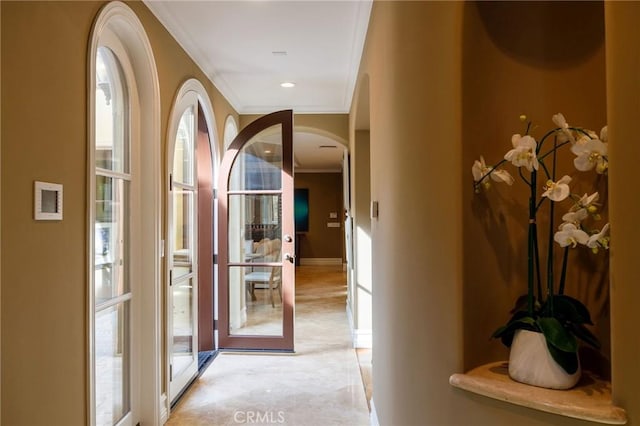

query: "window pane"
xmin=228 ymin=194 xmax=282 ymax=263
xmin=95 ymin=47 xmax=129 ymax=173
xmin=95 ymin=302 xmax=130 ymax=426
xmin=173 ymin=107 xmax=195 ymax=185
xmin=95 ymin=176 xmax=129 ymax=304
xmin=172 ymin=190 xmax=194 ymax=280
xmin=229 ymin=266 xmax=283 ymax=336
xmin=229 ymin=124 xmax=282 ymax=191
xmin=172 ymin=277 xmax=194 ymax=378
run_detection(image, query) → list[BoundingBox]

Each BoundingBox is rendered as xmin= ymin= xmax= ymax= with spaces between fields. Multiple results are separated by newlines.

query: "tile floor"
xmin=166 ymin=265 xmax=371 ymax=426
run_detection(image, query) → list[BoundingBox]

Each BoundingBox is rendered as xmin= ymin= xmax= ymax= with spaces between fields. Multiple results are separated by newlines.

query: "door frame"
xmin=218 ymin=110 xmax=295 ymax=350
xmin=164 ymin=79 xmax=220 ymax=409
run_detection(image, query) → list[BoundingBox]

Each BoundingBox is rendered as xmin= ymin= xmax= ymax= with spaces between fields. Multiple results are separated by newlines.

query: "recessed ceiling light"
xmin=280 ymin=82 xmax=295 ymax=88
xmin=264 ymin=149 xmax=272 ymax=154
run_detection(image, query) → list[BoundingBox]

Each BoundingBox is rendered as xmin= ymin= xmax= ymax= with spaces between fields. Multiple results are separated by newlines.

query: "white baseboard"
xmin=370 ymin=399 xmax=379 ymax=426
xmin=160 ymin=393 xmax=168 ymax=424
xmin=346 ymin=305 xmax=373 ymax=348
xmin=299 ymin=257 xmax=342 ymax=266
xmin=346 ymin=304 xmax=355 ymax=336
xmin=353 ymin=328 xmax=372 ymax=348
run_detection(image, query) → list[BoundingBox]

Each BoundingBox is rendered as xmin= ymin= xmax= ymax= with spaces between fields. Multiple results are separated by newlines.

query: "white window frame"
xmin=88 ymin=2 xmax=161 ymax=425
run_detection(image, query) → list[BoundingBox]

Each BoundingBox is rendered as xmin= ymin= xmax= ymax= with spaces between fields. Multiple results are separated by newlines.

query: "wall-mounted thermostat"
xmin=34 ymin=181 xmax=63 ymax=220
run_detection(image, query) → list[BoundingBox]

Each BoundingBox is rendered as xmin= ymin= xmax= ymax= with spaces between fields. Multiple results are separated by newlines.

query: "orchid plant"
xmin=472 ymin=113 xmax=609 ymax=375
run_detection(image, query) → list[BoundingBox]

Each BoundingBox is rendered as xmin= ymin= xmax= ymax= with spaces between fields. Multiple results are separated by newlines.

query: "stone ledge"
xmin=449 ymin=361 xmax=627 ymax=424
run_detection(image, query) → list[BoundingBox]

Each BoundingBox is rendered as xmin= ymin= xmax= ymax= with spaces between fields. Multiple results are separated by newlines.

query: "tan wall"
xmin=0 ymin=1 xmax=237 ymax=424
xmin=605 ymin=2 xmax=640 ymax=422
xmin=352 ymin=1 xmax=612 ymax=425
xmin=294 ymin=173 xmax=344 ymax=261
xmin=461 ymin=1 xmax=609 ymax=372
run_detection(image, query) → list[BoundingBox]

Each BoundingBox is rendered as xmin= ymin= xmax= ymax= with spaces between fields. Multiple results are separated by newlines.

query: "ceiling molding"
xmin=143 ymin=0 xmax=372 ymax=115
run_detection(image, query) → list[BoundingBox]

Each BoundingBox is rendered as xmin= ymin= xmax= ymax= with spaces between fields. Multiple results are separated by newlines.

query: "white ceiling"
xmin=144 ymin=0 xmax=372 ymax=171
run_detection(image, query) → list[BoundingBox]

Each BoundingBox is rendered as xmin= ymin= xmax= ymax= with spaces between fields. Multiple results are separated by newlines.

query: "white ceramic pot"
xmin=508 ymin=329 xmax=581 ymax=389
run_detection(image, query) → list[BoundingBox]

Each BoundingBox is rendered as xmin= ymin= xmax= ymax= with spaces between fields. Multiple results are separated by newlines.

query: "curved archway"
xmin=88 ymin=1 xmax=161 ymax=424
xmin=295 ymin=126 xmax=348 ymax=147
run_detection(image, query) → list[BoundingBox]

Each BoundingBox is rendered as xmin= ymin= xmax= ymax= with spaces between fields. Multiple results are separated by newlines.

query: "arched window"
xmin=88 ymin=3 xmax=161 ymax=425
xmin=93 ymin=41 xmax=133 ymax=426
xmin=165 ymin=79 xmax=219 ymax=407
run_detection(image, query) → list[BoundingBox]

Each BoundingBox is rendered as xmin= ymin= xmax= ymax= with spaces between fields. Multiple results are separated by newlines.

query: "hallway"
xmin=166 ymin=265 xmax=371 ymax=425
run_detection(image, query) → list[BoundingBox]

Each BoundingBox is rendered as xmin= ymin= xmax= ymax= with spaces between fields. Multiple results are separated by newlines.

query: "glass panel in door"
xmin=169 ymin=103 xmax=198 ymax=401
xmin=218 ymin=110 xmax=294 ymax=351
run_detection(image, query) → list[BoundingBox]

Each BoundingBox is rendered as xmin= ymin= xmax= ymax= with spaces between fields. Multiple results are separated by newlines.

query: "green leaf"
xmin=509 ymin=295 xmax=530 ymax=314
xmin=492 ymin=314 xmax=538 ymax=347
xmin=553 ymin=295 xmax=594 ymax=325
xmin=537 ymin=317 xmax=578 ymax=353
xmin=546 ymin=343 xmax=580 ymax=374
xmin=570 ymin=323 xmax=601 ymax=349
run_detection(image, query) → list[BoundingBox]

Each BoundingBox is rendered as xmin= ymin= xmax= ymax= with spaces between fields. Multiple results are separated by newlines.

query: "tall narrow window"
xmin=89 ymin=3 xmax=161 ymax=424
xmin=94 ymin=46 xmax=132 ymax=426
xmin=168 ymin=95 xmax=199 ymax=402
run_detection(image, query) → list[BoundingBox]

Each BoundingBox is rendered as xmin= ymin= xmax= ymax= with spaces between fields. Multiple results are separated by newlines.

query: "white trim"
xmin=346 ymin=304 xmax=372 ymax=348
xmin=346 ymin=303 xmax=355 ymax=338
xmin=223 ymin=114 xmax=238 ymax=150
xmin=299 ymin=257 xmax=343 ymax=266
xmin=88 ymin=2 xmax=161 ymax=425
xmin=370 ymin=399 xmax=380 ymax=426
xmin=352 ymin=329 xmax=373 ymax=349
xmin=159 ymin=394 xmax=168 ymax=424
xmin=166 ymin=90 xmax=200 ymax=404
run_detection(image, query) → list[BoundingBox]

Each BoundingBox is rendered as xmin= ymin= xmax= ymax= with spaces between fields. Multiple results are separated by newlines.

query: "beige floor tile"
xmin=166 ymin=265 xmax=371 ymax=426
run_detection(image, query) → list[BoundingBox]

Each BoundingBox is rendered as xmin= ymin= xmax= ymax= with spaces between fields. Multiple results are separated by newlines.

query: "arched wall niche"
xmin=461 ymin=0 xmax=609 ymax=374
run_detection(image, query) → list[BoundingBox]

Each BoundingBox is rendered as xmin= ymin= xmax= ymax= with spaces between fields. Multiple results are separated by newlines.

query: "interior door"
xmin=218 ymin=110 xmax=295 ymax=351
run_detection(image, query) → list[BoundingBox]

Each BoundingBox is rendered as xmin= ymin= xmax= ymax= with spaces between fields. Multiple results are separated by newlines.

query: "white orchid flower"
xmin=552 ymin=113 xmax=575 ymax=144
xmin=471 ymin=157 xmax=485 ymax=182
xmin=586 ymin=223 xmax=610 ymax=252
xmin=504 ymin=134 xmax=539 ymax=172
xmin=554 ymin=223 xmax=589 ymax=248
xmin=571 ymin=192 xmax=600 ymax=214
xmin=571 ymin=138 xmax=608 ymax=173
xmin=472 ymin=156 xmax=514 ymax=187
xmin=561 ymin=208 xmax=588 ymax=227
xmin=600 ymin=126 xmax=608 ymax=143
xmin=542 ymin=175 xmax=572 ymax=201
